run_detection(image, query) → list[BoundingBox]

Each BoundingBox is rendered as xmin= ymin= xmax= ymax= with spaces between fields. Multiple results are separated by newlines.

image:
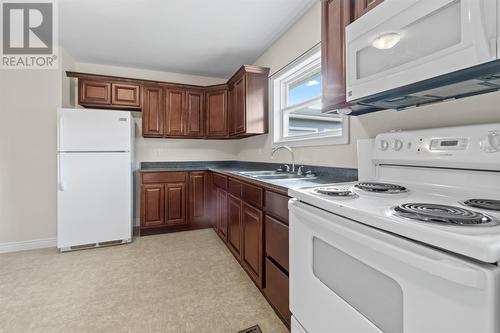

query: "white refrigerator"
xmin=57 ymin=108 xmax=134 ymax=251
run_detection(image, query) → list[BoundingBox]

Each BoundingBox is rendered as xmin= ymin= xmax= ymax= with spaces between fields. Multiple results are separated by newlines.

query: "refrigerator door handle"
xmin=58 ymin=154 xmax=65 ymax=191
xmin=58 ymin=116 xmax=64 ymax=150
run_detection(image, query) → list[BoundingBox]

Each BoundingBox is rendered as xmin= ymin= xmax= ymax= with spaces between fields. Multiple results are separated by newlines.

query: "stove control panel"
xmin=371 ymin=123 xmax=500 ymax=171
xmin=429 ymin=138 xmax=468 ymax=151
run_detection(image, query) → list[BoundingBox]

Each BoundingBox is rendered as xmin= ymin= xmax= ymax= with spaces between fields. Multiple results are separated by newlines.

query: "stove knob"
xmin=379 ymin=139 xmax=389 ymax=151
xmin=393 ymin=139 xmax=403 ymax=151
xmin=480 ymin=131 xmax=500 ymax=153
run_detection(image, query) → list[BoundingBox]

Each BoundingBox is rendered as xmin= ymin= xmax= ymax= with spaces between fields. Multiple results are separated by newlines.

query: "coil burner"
xmin=392 ymin=203 xmax=499 ymax=226
xmin=354 ymin=182 xmax=408 ymax=194
xmin=461 ymin=199 xmax=500 ymax=212
xmin=315 ymin=187 xmax=356 ymax=198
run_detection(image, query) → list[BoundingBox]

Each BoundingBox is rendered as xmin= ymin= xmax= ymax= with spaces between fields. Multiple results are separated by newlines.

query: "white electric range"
xmin=288 ymin=123 xmax=500 ymax=333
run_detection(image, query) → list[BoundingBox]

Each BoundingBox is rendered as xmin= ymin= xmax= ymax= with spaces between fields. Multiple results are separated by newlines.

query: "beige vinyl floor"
xmin=0 ymin=229 xmax=288 ymax=333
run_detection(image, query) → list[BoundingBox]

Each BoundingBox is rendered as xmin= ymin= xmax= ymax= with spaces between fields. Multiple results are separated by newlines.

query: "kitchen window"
xmin=271 ymin=44 xmax=349 ymax=147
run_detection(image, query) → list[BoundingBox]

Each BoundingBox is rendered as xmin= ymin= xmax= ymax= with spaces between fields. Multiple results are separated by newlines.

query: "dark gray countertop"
xmin=139 ymin=161 xmax=358 ymax=191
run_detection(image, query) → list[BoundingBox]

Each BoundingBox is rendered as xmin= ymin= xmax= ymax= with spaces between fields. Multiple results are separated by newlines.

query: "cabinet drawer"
xmin=228 ymin=178 xmax=243 ymax=197
xmin=265 ymin=191 xmax=289 ymax=224
xmin=212 ymin=173 xmax=228 ymax=189
xmin=142 ymin=172 xmax=187 ymax=184
xmin=265 ymin=215 xmax=289 ymax=272
xmin=242 ymin=183 xmax=263 ymax=209
xmin=265 ymin=258 xmax=291 ymax=326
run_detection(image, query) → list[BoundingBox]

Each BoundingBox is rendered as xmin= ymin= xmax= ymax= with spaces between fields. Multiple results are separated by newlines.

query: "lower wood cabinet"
xmin=141 ymin=184 xmax=165 ymax=227
xmin=189 ymin=171 xmax=209 ymax=226
xmin=164 ymin=182 xmax=187 ymax=226
xmin=227 ymin=194 xmax=242 ymax=260
xmin=216 ymin=187 xmax=228 ymax=241
xmin=242 ymin=202 xmax=263 ymax=288
xmin=140 ymin=171 xmax=211 ymax=234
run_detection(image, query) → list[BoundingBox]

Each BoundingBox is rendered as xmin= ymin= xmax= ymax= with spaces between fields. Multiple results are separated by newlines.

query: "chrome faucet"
xmin=271 ymin=146 xmax=295 ymax=173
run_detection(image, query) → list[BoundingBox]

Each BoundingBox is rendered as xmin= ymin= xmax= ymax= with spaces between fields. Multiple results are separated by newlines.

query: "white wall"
xmin=237 ymin=2 xmax=500 ymax=168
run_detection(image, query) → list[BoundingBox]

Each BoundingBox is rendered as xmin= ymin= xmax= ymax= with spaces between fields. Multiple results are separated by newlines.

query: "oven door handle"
xmin=290 ymin=200 xmax=486 ymax=290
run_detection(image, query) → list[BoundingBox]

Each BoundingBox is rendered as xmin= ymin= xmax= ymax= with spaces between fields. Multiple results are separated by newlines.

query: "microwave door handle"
xmin=469 ymin=0 xmax=492 ymax=59
xmin=290 ymin=201 xmax=486 ymax=290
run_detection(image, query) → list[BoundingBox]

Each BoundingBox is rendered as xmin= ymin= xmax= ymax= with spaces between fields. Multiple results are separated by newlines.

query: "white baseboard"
xmin=0 ymin=238 xmax=57 ymax=254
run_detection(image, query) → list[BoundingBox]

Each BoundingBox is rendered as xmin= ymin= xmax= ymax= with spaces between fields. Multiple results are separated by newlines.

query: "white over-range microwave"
xmin=345 ymin=0 xmax=500 ymax=113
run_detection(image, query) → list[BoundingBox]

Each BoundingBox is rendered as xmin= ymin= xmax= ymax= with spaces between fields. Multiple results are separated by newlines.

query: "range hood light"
xmin=336 ymin=108 xmax=352 ymax=115
xmin=372 ymin=33 xmax=401 ymax=50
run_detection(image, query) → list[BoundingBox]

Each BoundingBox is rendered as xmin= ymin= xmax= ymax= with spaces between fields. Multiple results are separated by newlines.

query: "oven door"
xmin=346 ymin=0 xmax=497 ymax=102
xmin=289 ymin=199 xmax=500 ymax=333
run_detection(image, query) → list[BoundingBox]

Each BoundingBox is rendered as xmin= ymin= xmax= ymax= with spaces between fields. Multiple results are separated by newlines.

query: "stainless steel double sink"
xmin=238 ymin=170 xmax=316 ymax=181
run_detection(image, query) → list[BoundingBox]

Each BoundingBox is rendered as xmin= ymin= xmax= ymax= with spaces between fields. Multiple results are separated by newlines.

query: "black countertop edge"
xmin=139 ymin=160 xmax=358 ymax=185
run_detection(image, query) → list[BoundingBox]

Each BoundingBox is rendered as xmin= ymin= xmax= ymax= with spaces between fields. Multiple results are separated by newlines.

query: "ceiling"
xmin=59 ymin=0 xmax=317 ymax=78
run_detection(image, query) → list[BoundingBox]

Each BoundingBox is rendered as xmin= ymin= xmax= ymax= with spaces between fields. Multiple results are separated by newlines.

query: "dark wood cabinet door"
xmin=79 ymin=79 xmax=111 ymax=106
xmin=227 ymin=194 xmax=242 ymax=260
xmin=242 ymin=202 xmax=263 ymax=287
xmin=111 ymin=83 xmax=141 ymax=107
xmin=141 ymin=184 xmax=165 ymax=227
xmin=189 ymin=171 xmax=208 ymax=225
xmin=354 ymin=0 xmax=383 ymax=19
xmin=185 ymin=89 xmax=205 ymax=137
xmin=165 ymin=182 xmax=187 ymax=226
xmin=142 ymin=86 xmax=163 ymax=137
xmin=165 ymin=88 xmax=185 ymax=136
xmin=206 ymin=89 xmax=228 ymax=137
xmin=321 ymin=0 xmax=353 ymax=112
xmin=217 ymin=187 xmax=228 ymax=241
xmin=230 ymin=75 xmax=246 ymax=135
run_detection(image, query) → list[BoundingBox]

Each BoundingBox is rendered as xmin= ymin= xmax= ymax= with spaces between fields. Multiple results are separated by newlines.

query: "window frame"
xmin=270 ymin=44 xmax=349 ymax=148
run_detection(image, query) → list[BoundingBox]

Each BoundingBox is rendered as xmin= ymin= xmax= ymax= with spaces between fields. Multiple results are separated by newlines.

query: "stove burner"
xmin=462 ymin=199 xmax=500 ymax=212
xmin=354 ymin=182 xmax=408 ymax=193
xmin=392 ymin=203 xmax=498 ymax=226
xmin=315 ymin=187 xmax=356 ymax=197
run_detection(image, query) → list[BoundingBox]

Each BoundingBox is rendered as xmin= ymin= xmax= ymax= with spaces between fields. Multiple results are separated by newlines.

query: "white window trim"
xmin=270 ymin=43 xmax=349 ymax=148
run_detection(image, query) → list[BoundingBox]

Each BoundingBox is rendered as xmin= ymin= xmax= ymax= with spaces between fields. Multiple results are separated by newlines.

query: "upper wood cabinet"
xmin=206 ymin=87 xmax=228 ymax=138
xmin=68 ymin=65 xmax=269 ymax=139
xmin=354 ymin=0 xmax=383 ymax=19
xmin=78 ymin=78 xmax=141 ymax=110
xmin=164 ymin=88 xmax=185 ymax=137
xmin=79 ymin=80 xmax=111 ymax=106
xmin=185 ymin=89 xmax=205 ymax=137
xmin=142 ymin=86 xmax=163 ymax=137
xmin=111 ymin=83 xmax=141 ymax=108
xmin=321 ymin=0 xmax=383 ymax=113
xmin=321 ymin=0 xmax=353 ymax=112
xmin=228 ymin=65 xmax=270 ymax=138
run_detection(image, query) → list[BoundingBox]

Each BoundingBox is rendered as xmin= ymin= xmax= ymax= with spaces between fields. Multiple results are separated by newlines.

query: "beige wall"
xmin=238 ymin=2 xmax=500 ymax=168
xmin=0 ymin=58 xmax=65 ymax=245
